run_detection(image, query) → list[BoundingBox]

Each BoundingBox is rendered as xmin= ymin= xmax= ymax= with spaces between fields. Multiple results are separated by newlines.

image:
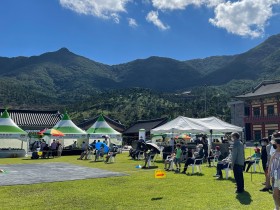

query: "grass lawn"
xmin=0 ymin=148 xmax=274 ymax=210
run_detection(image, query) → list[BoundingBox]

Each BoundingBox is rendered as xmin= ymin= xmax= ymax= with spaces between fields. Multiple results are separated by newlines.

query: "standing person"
xmin=50 ymin=140 xmax=57 ymax=158
xmin=269 ymin=138 xmax=280 ymax=210
xmin=174 ymin=144 xmax=182 ymax=173
xmin=56 ymin=140 xmax=63 ymax=157
xmin=169 ymin=138 xmax=175 ymax=153
xmin=201 ymin=136 xmax=208 ymax=160
xmin=231 ymin=132 xmax=245 ymax=193
xmin=260 ymin=137 xmax=272 ymax=192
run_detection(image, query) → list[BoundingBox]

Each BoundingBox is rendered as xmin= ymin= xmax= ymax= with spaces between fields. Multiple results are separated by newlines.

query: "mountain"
xmin=0 ymin=33 xmax=280 ymax=108
xmin=205 ymin=34 xmax=280 ymax=85
xmin=112 ymin=56 xmax=202 ymax=91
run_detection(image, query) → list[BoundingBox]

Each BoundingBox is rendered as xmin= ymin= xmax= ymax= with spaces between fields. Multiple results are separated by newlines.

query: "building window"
xmin=267 ymin=105 xmax=274 ymax=116
xmin=244 ymin=107 xmax=250 ymax=116
xmin=253 ymin=107 xmax=260 ymax=117
xmin=254 ymin=130 xmax=262 ymax=141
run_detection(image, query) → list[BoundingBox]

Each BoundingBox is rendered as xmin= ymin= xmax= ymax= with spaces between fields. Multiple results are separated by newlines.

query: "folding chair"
xmin=108 ymin=153 xmax=117 ymax=163
xmin=252 ymin=158 xmax=261 ymax=172
xmin=210 ymin=156 xmax=219 ymax=167
xmin=222 ymin=162 xmax=232 ymax=179
xmin=137 ymin=151 xmax=145 ymax=160
xmin=166 ymin=155 xmax=175 ymax=171
xmin=148 ymin=154 xmax=157 ymax=167
xmin=191 ymin=158 xmax=203 ymax=174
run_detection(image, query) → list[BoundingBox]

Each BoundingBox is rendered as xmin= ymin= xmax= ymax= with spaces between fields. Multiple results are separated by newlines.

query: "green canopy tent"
xmin=0 ymin=110 xmax=28 ymax=157
xmin=87 ymin=115 xmax=122 ymax=146
xmin=52 ymin=112 xmax=87 ymax=147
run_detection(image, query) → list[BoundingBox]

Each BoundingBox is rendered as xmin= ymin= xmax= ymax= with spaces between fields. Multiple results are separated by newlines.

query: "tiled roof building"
xmin=231 ymin=80 xmax=280 ymax=141
xmin=0 ymin=109 xmax=62 ymax=131
xmin=124 ymin=117 xmax=168 ymax=135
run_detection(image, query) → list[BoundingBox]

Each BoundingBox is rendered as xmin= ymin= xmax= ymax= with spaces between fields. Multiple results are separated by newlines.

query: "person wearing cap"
xmin=231 ymin=132 xmax=245 ymax=193
xmin=243 ymin=147 xmax=261 ymax=172
xmin=269 ymin=137 xmax=280 ymax=210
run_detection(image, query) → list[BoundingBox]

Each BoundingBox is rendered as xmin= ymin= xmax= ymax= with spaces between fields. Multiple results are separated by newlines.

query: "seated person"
xmin=104 ymin=144 xmax=118 ymax=163
xmin=243 ymin=148 xmax=261 ymax=172
xmin=77 ymin=144 xmax=89 ymax=160
xmin=214 ymin=149 xmax=232 ymax=179
xmin=41 ymin=144 xmax=50 ymax=159
xmin=207 ymin=146 xmax=222 ymax=167
xmin=164 ymin=152 xmax=175 ymax=171
xmin=181 ymin=144 xmax=204 ymax=174
xmin=142 ymin=148 xmax=157 ymax=168
xmin=95 ymin=146 xmax=105 ymax=161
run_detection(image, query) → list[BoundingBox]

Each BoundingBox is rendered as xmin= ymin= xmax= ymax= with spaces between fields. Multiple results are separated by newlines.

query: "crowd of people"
xmin=77 ymin=140 xmax=119 ymax=163
xmin=30 ymin=139 xmax=62 ymax=159
xmin=28 ymin=130 xmax=280 ymax=209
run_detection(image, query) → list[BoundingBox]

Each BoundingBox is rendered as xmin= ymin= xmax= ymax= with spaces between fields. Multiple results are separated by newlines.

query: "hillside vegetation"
xmin=0 ymin=34 xmax=279 ymax=125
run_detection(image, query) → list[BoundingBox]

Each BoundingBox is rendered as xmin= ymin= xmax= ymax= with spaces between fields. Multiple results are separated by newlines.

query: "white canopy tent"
xmin=52 ymin=112 xmax=88 ymax=147
xmin=151 ymin=116 xmax=243 ymax=149
xmin=87 ymin=115 xmax=122 ymax=146
xmin=151 ymin=116 xmax=242 ymax=134
xmin=0 ymin=110 xmax=28 ymax=157
xmin=190 ymin=117 xmax=243 ymax=133
xmin=151 ymin=116 xmax=208 ymax=134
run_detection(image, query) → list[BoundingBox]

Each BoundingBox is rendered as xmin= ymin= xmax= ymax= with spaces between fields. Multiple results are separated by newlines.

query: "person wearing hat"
xmin=269 ymin=137 xmax=280 ymax=210
xmin=231 ymin=132 xmax=245 ymax=193
xmin=243 ymin=147 xmax=261 ymax=172
xmin=181 ymin=144 xmax=204 ymax=174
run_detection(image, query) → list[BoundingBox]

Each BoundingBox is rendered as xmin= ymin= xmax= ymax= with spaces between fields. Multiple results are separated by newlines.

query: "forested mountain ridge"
xmin=0 ymin=34 xmax=280 ymax=125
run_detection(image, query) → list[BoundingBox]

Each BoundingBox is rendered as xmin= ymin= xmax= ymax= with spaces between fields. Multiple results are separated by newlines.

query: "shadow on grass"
xmin=151 ymin=197 xmax=163 ymax=201
xmin=186 ymin=172 xmax=204 ymax=176
xmin=142 ymin=166 xmax=158 ymax=170
xmin=236 ymin=191 xmax=252 ymax=205
xmin=215 ymin=177 xmax=235 ymax=182
xmin=246 ymin=171 xmax=264 ymax=175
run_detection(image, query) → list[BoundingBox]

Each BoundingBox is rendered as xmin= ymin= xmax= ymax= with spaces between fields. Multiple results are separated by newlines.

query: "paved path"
xmin=0 ymin=163 xmax=128 ymax=186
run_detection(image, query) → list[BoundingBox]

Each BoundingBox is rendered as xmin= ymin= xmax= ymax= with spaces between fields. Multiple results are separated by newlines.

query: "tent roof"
xmin=151 ymin=116 xmax=242 ymax=134
xmin=87 ymin=115 xmax=121 ymax=135
xmin=190 ymin=117 xmax=243 ymax=133
xmin=52 ymin=112 xmax=87 ymax=134
xmin=151 ymin=116 xmax=208 ymax=134
xmin=78 ymin=115 xmax=125 ymax=133
xmin=0 ymin=110 xmax=27 ymax=134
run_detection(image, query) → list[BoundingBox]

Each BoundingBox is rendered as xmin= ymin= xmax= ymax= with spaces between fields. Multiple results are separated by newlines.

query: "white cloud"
xmin=128 ymin=18 xmax=138 ymax=27
xmin=209 ymin=0 xmax=280 ymax=38
xmin=59 ymin=0 xmax=130 ymax=22
xmin=146 ymin=10 xmax=170 ymax=30
xmin=150 ymin=0 xmax=230 ymax=10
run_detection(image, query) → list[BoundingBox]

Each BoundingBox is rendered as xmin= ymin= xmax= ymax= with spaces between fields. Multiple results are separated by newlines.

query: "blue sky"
xmin=0 ymin=0 xmax=280 ymax=65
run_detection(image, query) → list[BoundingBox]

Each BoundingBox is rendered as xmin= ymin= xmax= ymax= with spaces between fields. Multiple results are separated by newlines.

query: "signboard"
xmin=154 ymin=169 xmax=166 ymax=179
